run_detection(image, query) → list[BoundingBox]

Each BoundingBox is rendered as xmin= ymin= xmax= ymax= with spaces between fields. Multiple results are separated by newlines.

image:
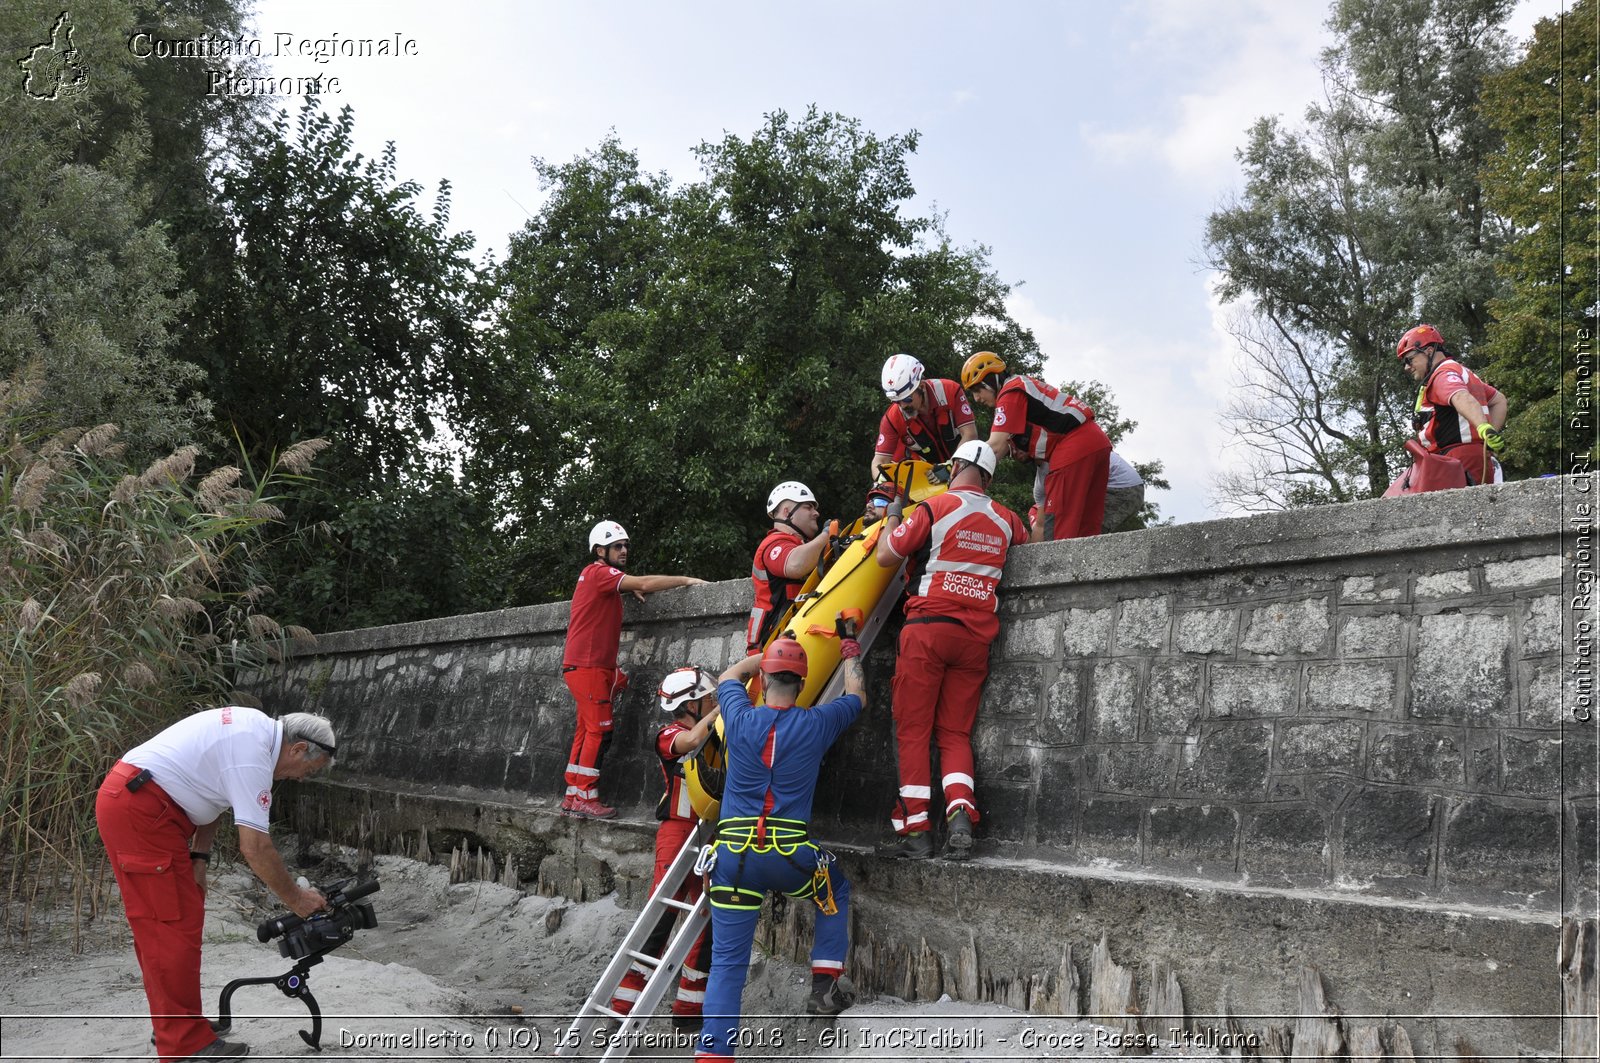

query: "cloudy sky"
xmin=250 ymin=0 xmax=1560 ymax=525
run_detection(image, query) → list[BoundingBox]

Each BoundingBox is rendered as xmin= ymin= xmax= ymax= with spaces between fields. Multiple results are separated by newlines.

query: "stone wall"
xmin=248 ymin=476 xmax=1594 ymax=1057
xmin=252 ymin=476 xmax=1590 ymax=913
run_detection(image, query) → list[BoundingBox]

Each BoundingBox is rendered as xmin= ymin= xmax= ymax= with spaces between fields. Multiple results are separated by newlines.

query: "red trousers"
xmin=1436 ymin=441 xmax=1502 ymax=486
xmin=889 ymin=620 xmax=990 ymax=834
xmin=96 ymin=761 xmax=213 ymax=1062
xmin=1041 ymin=422 xmax=1112 ymax=540
xmin=611 ymin=818 xmax=712 ymax=1016
xmin=563 ymin=666 xmax=619 ymax=799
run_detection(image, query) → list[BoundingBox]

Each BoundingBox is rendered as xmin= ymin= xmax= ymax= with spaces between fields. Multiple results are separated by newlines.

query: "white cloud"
xmin=1081 ymin=1 xmax=1330 ymax=187
xmin=1004 ymin=291 xmax=1225 ymax=525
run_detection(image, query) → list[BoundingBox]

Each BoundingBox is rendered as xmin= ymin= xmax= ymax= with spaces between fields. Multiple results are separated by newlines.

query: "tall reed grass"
xmin=0 ymin=377 xmax=327 ymax=945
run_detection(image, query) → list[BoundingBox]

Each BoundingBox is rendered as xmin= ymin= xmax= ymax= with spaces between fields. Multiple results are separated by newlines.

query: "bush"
xmin=0 ymin=375 xmax=325 ymax=940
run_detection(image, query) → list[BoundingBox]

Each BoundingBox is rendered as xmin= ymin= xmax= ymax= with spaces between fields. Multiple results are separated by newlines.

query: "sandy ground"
xmin=0 ymin=850 xmax=1226 ymax=1062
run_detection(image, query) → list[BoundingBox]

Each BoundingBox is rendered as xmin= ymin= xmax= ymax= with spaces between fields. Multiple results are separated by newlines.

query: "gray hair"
xmin=281 ymin=712 xmax=337 ymax=766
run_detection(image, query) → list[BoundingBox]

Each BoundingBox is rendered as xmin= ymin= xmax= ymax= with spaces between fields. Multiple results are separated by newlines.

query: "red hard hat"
xmin=759 ymin=638 xmax=808 ymax=678
xmin=1397 ymin=324 xmax=1444 ymax=360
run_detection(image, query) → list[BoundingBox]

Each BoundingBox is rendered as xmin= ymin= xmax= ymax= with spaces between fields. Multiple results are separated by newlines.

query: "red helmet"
xmin=759 ymin=637 xmax=808 ymax=678
xmin=1397 ymin=325 xmax=1444 ymax=360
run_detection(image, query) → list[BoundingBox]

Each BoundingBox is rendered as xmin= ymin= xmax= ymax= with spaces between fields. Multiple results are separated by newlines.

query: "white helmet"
xmin=766 ymin=480 xmax=816 ymax=517
xmin=952 ymin=439 xmax=997 ymax=478
xmin=881 ymin=353 xmax=925 ymax=403
xmin=659 ymin=666 xmax=717 ymax=713
xmin=588 ymin=520 xmax=629 ymax=551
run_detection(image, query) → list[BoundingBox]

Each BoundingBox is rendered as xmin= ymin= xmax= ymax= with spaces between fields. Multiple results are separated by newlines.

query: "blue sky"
xmin=251 ymin=0 xmax=1559 ymax=525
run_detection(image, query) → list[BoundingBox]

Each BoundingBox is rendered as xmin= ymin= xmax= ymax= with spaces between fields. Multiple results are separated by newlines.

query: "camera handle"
xmin=216 ymin=953 xmax=326 ymax=1051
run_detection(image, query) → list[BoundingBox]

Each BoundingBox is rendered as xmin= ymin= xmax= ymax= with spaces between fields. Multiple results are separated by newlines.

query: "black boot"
xmin=945 ymin=809 xmax=973 ymax=861
xmin=875 ymin=831 xmax=934 ymax=860
xmin=806 ymin=974 xmax=856 ymax=1016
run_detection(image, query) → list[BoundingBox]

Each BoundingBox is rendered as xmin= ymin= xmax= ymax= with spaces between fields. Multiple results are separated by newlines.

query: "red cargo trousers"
xmin=96 ymin=760 xmax=214 ymax=1062
xmin=563 ymin=666 xmax=620 ymax=800
xmin=889 ymin=618 xmax=989 ymax=834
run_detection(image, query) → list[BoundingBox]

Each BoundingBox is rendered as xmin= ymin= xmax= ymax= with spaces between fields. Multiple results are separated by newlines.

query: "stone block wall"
xmin=249 ymin=476 xmax=1591 ymax=912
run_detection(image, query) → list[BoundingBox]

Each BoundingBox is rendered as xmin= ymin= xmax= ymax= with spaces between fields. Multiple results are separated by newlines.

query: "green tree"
xmin=189 ymin=100 xmax=495 ymax=629
xmin=0 ymin=1 xmax=213 ymax=457
xmin=1206 ymin=0 xmax=1517 ymax=509
xmin=472 ymin=111 xmax=1049 ymax=602
xmin=1477 ymin=0 xmax=1598 ymax=475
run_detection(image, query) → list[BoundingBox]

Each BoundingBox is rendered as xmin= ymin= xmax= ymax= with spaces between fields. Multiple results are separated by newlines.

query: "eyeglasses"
xmin=305 ymin=738 xmax=337 ymax=758
xmin=896 ymin=399 xmax=917 ymax=412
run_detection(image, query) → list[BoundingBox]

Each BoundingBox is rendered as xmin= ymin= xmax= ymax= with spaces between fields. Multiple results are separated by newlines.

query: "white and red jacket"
xmin=992 ymin=375 xmax=1095 ymax=464
xmin=883 ymin=485 xmax=1029 ymax=642
xmin=1414 ymin=358 xmax=1501 ymax=452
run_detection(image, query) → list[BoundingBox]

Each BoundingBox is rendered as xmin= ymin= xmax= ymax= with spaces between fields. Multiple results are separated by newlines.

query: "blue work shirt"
xmin=715 ymin=680 xmax=862 ymax=824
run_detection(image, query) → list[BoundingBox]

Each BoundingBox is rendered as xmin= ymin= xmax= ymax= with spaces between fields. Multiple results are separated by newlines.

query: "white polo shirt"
xmin=123 ymin=706 xmax=282 ymax=833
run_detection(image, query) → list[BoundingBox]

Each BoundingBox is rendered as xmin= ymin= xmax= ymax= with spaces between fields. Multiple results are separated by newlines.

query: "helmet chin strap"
xmin=773 ymin=506 xmax=811 ymax=539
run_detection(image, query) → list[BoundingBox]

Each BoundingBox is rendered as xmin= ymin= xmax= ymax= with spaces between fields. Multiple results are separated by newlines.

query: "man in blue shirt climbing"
xmin=695 ymin=620 xmax=867 ymax=1062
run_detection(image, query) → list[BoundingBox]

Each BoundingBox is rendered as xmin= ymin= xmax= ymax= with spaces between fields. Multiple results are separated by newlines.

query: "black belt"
xmin=903 ymin=615 xmax=964 ymax=627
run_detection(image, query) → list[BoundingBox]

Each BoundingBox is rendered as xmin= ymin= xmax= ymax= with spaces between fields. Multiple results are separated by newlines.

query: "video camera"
xmin=256 ymin=876 xmax=380 ymax=961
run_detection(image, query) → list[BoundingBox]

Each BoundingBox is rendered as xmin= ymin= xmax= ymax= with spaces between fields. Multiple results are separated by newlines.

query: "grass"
xmin=0 ymin=374 xmax=327 ymax=946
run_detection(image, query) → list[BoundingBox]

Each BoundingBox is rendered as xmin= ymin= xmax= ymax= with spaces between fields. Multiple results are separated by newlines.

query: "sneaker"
xmin=560 ymin=795 xmax=577 ymax=813
xmin=875 ymin=831 xmax=933 ymax=860
xmin=179 ymin=1040 xmax=248 ymax=1060
xmin=945 ymin=809 xmax=973 ymax=861
xmin=806 ymin=975 xmax=856 ymax=1016
xmin=571 ymin=797 xmax=617 ymax=820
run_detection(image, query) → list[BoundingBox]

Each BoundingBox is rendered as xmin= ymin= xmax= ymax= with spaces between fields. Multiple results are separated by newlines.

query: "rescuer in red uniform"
xmin=873 ymin=439 xmax=1029 ymax=860
xmin=961 ymin=350 xmax=1112 ymax=541
xmin=745 ymin=482 xmax=832 ymax=654
xmin=869 ymin=353 xmax=978 ymax=479
xmin=563 ymin=520 xmax=707 ymax=819
xmin=609 ymin=666 xmax=721 ymax=1028
xmin=1397 ymin=324 xmax=1508 ymax=487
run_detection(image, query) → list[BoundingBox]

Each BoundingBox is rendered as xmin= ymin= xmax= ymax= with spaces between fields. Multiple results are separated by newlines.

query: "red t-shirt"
xmin=992 ymin=376 xmax=1094 ymax=464
xmin=562 ymin=561 xmax=626 ymax=667
xmin=1417 ymin=359 xmax=1500 ymax=451
xmin=874 ymin=379 xmax=976 ymax=465
xmin=883 ymin=485 xmax=1028 ymax=641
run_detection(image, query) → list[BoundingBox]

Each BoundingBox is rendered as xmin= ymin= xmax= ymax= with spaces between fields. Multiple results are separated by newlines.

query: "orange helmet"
xmin=759 ymin=637 xmax=808 ymax=679
xmin=1397 ymin=325 xmax=1444 ymax=360
xmin=961 ymin=350 xmax=1007 ymax=391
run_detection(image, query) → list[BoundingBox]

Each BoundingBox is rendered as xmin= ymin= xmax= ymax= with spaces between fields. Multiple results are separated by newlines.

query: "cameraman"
xmin=96 ymin=708 xmax=337 ymax=1061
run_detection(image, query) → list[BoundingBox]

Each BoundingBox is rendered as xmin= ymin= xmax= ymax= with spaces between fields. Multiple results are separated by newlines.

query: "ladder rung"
xmin=659 ymin=897 xmax=694 ymax=912
xmin=623 ymin=949 xmax=661 ymax=966
xmin=586 ymin=1003 xmax=626 ymax=1020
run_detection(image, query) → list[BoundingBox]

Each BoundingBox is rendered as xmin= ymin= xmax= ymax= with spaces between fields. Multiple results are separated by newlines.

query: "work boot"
xmin=560 ymin=794 xmax=577 ymax=814
xmin=152 ymin=1020 xmax=225 ymax=1046
xmin=806 ymin=974 xmax=856 ymax=1016
xmin=179 ymin=1040 xmax=249 ymax=1060
xmin=945 ymin=809 xmax=973 ymax=861
xmin=572 ymin=797 xmax=617 ymax=820
xmin=875 ymin=830 xmax=933 ymax=860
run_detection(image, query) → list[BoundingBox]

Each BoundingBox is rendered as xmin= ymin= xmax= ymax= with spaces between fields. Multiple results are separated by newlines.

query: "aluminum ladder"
xmin=555 ymin=822 xmax=710 ymax=1059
